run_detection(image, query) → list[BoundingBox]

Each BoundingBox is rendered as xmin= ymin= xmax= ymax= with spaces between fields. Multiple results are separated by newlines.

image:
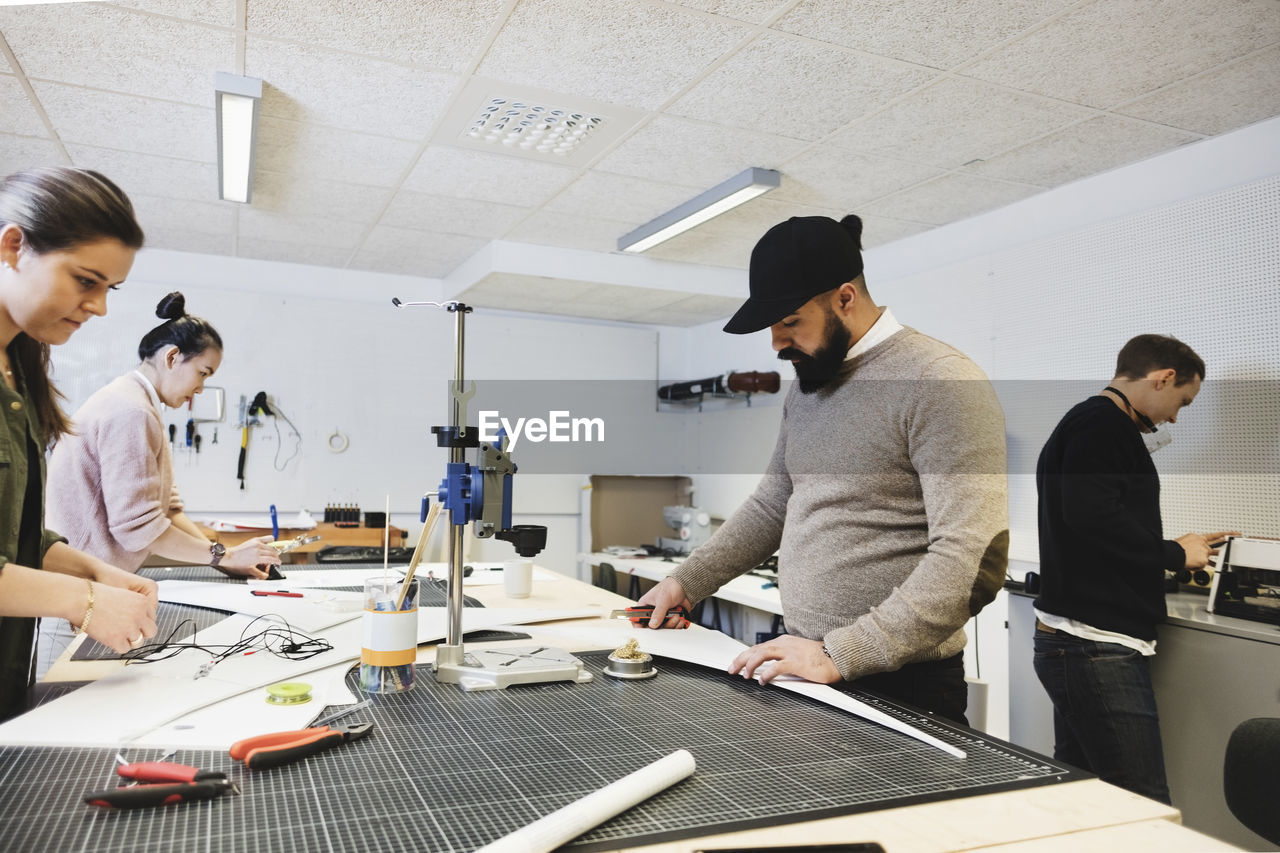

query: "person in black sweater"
xmin=1033 ymin=334 xmax=1236 ymax=803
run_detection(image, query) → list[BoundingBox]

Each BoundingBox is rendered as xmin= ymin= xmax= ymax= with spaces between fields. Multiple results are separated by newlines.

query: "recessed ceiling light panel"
xmin=433 ymin=78 xmax=644 ymax=166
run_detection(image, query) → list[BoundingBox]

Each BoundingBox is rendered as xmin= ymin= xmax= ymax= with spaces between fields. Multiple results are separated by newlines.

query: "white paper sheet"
xmin=0 ymin=606 xmax=598 ymax=748
xmin=157 ymin=580 xmax=363 ymax=632
xmin=504 ymin=621 xmax=966 ymax=759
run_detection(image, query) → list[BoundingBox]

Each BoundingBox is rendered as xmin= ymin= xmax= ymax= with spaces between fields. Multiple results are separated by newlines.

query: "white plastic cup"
xmin=503 ymin=558 xmax=533 ymax=598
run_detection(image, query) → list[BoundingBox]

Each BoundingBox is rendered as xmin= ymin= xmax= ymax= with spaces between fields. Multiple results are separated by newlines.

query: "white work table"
xmin=11 ymin=564 xmax=1242 ymax=852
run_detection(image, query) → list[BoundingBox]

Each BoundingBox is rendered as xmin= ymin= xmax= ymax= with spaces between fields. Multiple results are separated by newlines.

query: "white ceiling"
xmin=1 ymin=0 xmax=1277 ymax=326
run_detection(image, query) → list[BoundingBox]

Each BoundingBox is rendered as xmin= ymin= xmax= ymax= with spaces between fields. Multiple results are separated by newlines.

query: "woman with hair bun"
xmin=0 ymin=166 xmax=159 ymax=718
xmin=48 ymin=291 xmax=281 ymax=581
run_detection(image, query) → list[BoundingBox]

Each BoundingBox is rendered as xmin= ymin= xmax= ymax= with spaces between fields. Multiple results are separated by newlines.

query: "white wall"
xmin=665 ymin=117 xmax=1280 ymax=736
xmin=50 ymin=258 xmax=662 ymax=578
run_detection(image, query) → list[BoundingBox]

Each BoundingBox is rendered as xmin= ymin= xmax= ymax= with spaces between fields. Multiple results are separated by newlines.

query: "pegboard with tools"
xmin=0 ymin=652 xmax=1087 ymax=852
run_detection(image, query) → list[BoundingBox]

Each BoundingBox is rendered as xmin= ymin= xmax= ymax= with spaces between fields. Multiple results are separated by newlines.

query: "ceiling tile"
xmin=0 ymin=4 xmax=234 ymax=106
xmin=962 ymin=0 xmax=1280 ymax=109
xmin=667 ymin=31 xmax=938 ymax=141
xmin=460 ymin=272 xmax=599 ymax=315
xmin=696 ymin=194 xmax=845 ymax=236
xmin=249 ymin=170 xmax=393 ymax=223
xmin=107 ymin=0 xmax=237 ymax=28
xmin=774 ymin=0 xmax=1075 ymax=69
xmin=253 ymin=116 xmax=420 ymax=187
xmin=402 ymin=146 xmax=578 ymax=206
xmin=627 ymin=292 xmax=744 ymax=326
xmin=504 ymin=210 xmax=633 ymax=254
xmin=965 ymin=114 xmax=1201 ymax=187
xmin=234 ymin=237 xmax=355 ymax=269
xmin=237 ymin=208 xmax=363 ymax=249
xmin=381 ymin=190 xmax=531 ymax=238
xmin=593 ymin=115 xmax=806 ymax=188
xmin=643 ymin=220 xmax=760 ymax=268
xmin=663 ymin=0 xmax=793 ymax=25
xmin=140 ymin=225 xmax=233 ymax=256
xmin=246 ymin=0 xmax=507 ymax=73
xmin=129 ymin=193 xmax=235 ymax=237
xmin=828 ymin=77 xmax=1097 ymax=169
xmin=0 ymin=75 xmax=47 ymax=137
xmin=64 ymin=145 xmax=218 ymax=202
xmin=544 ymin=171 xmax=702 ymax=226
xmin=1117 ymin=47 xmax=1280 ymax=136
xmin=246 ymin=37 xmax=459 ymax=140
xmin=860 ymin=216 xmax=932 ymax=249
xmin=770 ymin=146 xmax=944 ymax=209
xmin=33 ymin=82 xmax=216 ymax=161
xmin=566 ymin=282 xmax=694 ymax=321
xmin=861 ymin=172 xmax=1043 ymax=225
xmin=0 ymin=132 xmax=66 ymax=175
xmin=478 ymin=0 xmax=753 ymax=110
xmin=350 ymin=225 xmax=487 ymax=278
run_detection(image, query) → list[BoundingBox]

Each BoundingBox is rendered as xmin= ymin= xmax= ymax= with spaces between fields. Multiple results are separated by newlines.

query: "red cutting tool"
xmin=83 ymin=762 xmax=238 ymax=809
xmin=609 ymin=605 xmax=691 ymax=629
xmin=230 ymin=722 xmax=373 ymax=770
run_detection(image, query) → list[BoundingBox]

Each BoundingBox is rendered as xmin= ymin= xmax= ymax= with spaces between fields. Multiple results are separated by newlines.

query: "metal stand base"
xmin=433 ymin=645 xmax=594 ymax=692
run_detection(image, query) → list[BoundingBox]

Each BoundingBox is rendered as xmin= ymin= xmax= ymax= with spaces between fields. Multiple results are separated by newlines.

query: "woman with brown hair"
xmin=0 ymin=166 xmax=158 ymax=720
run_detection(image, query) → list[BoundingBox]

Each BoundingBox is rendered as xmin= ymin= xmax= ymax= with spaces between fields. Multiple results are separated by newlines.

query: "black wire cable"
xmin=122 ymin=614 xmax=332 ymax=676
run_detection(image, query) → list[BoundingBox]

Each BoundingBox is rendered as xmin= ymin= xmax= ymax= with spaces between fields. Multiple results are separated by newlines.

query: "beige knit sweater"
xmin=672 ymin=327 xmax=1009 ymax=681
xmin=46 ymin=373 xmax=182 ymax=572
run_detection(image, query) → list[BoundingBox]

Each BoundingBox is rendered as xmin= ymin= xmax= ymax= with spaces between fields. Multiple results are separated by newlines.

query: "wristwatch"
xmin=209 ymin=542 xmax=226 ymax=568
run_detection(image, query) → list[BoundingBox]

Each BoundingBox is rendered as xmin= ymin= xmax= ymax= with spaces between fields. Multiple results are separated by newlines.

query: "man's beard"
xmin=778 ymin=311 xmax=852 ymax=394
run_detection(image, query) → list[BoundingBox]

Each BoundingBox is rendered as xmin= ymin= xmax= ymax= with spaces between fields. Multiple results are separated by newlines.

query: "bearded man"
xmin=638 ymin=215 xmax=1009 ymax=725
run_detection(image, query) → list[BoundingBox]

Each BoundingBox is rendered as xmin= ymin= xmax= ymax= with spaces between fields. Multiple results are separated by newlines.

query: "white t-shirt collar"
xmin=845 ymin=306 xmax=902 ymax=361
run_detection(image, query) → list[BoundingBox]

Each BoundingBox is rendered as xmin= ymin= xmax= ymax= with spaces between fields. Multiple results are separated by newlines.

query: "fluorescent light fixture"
xmin=617 ymin=167 xmax=781 ymax=253
xmin=214 ymin=72 xmax=262 ymax=204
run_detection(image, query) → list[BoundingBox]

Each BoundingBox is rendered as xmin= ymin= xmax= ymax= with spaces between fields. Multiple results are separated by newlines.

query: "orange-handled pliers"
xmin=229 ymin=723 xmax=373 ymax=770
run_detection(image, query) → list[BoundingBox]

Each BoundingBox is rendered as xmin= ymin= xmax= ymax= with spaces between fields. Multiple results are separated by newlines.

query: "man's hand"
xmin=635 ymin=577 xmax=693 ymax=629
xmin=1177 ymin=530 xmax=1241 ymax=569
xmin=728 ymin=635 xmax=841 ymax=686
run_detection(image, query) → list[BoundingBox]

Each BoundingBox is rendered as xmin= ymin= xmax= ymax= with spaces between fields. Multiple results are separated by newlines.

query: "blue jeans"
xmin=1032 ymin=626 xmax=1171 ymax=803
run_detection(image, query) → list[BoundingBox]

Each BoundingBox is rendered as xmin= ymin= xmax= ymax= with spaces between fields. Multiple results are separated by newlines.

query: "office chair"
xmin=592 ymin=561 xmax=619 ymax=595
xmin=1223 ymin=716 xmax=1280 ymax=846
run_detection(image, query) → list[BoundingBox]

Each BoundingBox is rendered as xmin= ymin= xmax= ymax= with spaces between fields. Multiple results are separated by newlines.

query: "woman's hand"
xmin=82 ymin=582 xmax=158 ymax=654
xmin=216 ymin=535 xmax=281 ymax=579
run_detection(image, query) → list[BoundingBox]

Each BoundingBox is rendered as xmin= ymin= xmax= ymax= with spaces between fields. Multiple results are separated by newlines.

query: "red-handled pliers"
xmin=84 ymin=762 xmax=237 ymax=809
xmin=229 ymin=722 xmax=373 ymax=770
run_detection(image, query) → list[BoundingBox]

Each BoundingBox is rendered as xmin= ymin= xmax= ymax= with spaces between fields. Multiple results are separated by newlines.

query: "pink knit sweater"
xmin=46 ymin=373 xmax=183 ymax=572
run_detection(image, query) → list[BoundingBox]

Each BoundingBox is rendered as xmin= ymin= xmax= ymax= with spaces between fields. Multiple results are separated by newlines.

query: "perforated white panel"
xmin=986 ymin=174 xmax=1280 ymax=558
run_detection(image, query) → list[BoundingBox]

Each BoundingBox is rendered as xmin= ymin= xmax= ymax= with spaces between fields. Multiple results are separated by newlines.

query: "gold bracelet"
xmin=72 ymin=579 xmax=95 ymax=636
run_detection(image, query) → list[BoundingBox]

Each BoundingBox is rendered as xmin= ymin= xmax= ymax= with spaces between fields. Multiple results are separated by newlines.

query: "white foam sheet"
xmin=506 ymin=621 xmax=966 ymax=760
xmin=128 ymin=661 xmax=359 ymax=751
xmin=156 ymin=580 xmax=363 ymax=632
xmin=1 ymin=606 xmax=597 ymax=748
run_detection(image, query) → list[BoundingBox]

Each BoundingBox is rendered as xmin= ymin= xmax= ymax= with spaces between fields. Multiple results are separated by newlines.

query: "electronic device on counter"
xmin=1207 ymin=536 xmax=1280 ymax=625
xmin=657 ymin=505 xmax=711 ymax=555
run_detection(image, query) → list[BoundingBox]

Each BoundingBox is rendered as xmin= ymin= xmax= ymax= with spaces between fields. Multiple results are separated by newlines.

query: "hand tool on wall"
xmin=229 ymin=722 xmax=373 ymax=770
xmin=236 ymin=391 xmax=272 ymax=490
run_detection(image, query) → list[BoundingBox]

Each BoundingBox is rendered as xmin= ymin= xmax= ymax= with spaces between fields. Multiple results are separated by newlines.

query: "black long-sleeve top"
xmin=1034 ymin=396 xmax=1186 ymax=640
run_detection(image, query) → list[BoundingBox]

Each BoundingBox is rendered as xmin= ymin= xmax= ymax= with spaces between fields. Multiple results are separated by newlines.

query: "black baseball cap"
xmin=723 ymin=215 xmax=863 ymax=334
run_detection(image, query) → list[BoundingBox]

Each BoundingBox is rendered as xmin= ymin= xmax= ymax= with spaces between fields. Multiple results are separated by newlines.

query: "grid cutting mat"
xmin=71 ymin=565 xmax=481 ymax=662
xmin=0 ymin=652 xmax=1086 ymax=852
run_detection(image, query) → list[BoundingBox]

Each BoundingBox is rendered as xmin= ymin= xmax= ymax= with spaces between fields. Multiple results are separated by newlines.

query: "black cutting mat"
xmin=71 ymin=565 xmax=483 ymax=662
xmin=0 ymin=653 xmax=1086 ymax=852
